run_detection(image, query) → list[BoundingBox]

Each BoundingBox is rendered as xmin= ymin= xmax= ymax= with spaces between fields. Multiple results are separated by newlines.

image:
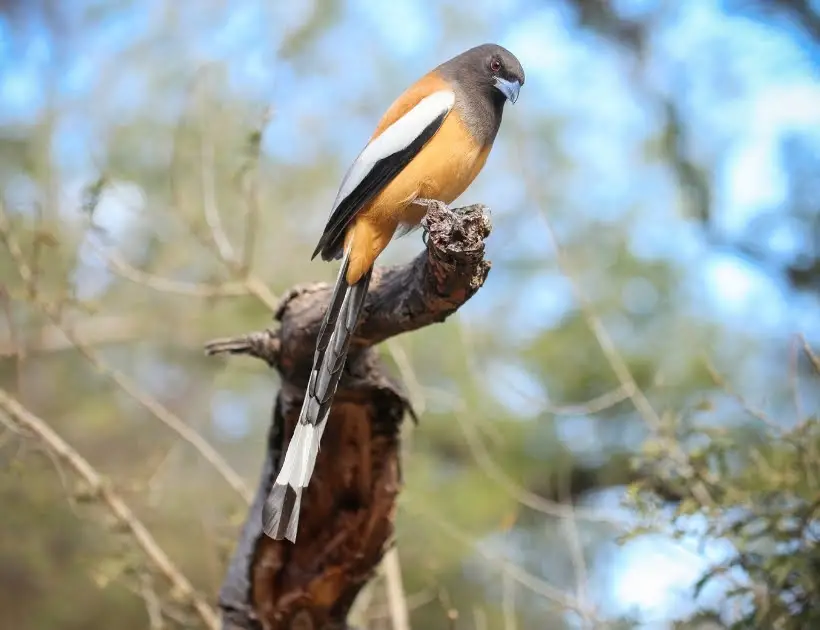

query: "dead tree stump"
xmin=205 ymin=202 xmax=492 ymax=630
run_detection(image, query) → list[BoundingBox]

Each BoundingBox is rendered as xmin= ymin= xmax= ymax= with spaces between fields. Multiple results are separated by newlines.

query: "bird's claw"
xmin=413 ymin=198 xmax=449 ymax=213
xmin=416 ymin=199 xmax=445 ymax=248
xmin=416 ymin=198 xmax=460 ymax=247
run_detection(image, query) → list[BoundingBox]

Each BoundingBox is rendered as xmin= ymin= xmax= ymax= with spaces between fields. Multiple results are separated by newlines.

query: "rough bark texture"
xmin=205 ymin=202 xmax=492 ymax=630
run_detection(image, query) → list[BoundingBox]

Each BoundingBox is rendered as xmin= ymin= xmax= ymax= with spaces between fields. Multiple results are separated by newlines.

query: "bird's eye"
xmin=490 ymin=58 xmax=501 ymax=72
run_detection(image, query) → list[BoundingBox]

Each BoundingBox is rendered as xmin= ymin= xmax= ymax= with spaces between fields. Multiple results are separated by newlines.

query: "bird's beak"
xmin=494 ymin=77 xmax=521 ymax=104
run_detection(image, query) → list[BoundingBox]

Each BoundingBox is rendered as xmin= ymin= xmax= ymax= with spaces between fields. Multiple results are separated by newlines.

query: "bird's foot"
xmin=416 ymin=198 xmax=475 ymax=245
xmin=415 ymin=198 xmax=475 ymax=217
xmin=412 ymin=197 xmax=449 ymax=213
xmin=414 ymin=199 xmax=447 ymax=247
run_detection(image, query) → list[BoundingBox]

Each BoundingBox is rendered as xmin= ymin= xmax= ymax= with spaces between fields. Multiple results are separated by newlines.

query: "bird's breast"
xmin=363 ymin=110 xmax=491 ymax=229
xmin=346 ymin=106 xmax=493 ymax=282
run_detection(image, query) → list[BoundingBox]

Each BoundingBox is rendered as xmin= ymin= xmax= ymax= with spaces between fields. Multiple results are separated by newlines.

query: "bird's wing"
xmin=312 ymin=78 xmax=455 ymax=260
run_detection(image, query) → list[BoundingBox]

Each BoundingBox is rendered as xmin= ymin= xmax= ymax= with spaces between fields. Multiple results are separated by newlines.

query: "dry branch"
xmin=206 ymin=202 xmax=492 ymax=630
xmin=0 ymin=200 xmax=253 ymax=505
xmin=0 ymin=388 xmax=220 ymax=629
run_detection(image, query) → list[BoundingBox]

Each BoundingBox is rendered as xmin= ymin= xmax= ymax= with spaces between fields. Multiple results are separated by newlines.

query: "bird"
xmin=263 ymin=43 xmax=525 ymax=542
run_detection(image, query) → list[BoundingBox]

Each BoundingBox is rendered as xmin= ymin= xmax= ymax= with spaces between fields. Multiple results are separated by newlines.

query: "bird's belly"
xmin=363 ymin=113 xmax=491 ymax=228
xmin=344 ymin=113 xmax=490 ymax=283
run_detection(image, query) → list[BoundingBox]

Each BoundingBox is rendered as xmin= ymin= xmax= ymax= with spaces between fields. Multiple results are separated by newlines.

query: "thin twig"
xmin=789 ymin=335 xmax=804 ymax=423
xmin=0 ymin=314 xmax=189 ymax=357
xmin=454 ymin=324 xmax=631 ymax=440
xmin=454 ymin=323 xmax=503 ymax=444
xmin=42 ymin=311 xmax=251 ymax=503
xmin=72 ymin=331 xmax=252 ymax=502
xmin=238 ymin=106 xmax=270 ymax=272
xmin=0 ymin=211 xmax=35 ymax=287
xmin=28 ymin=202 xmax=46 ymax=301
xmin=98 ymin=215 xmax=279 ymax=311
xmin=0 ymin=201 xmax=252 ymax=504
xmin=558 ymin=475 xmax=594 ymax=627
xmin=547 ymin=387 xmax=633 ymax=416
xmin=456 ymin=319 xmax=633 ymax=418
xmin=539 ymin=221 xmax=657 ymax=428
xmin=242 ymin=275 xmax=280 ymax=311
xmin=537 ymin=210 xmax=715 ymax=508
xmin=347 ymin=580 xmax=376 ymax=628
xmin=83 ymin=103 xmax=279 ymax=314
xmin=501 ymin=564 xmax=517 ymax=630
xmin=403 ymin=494 xmax=590 ymax=616
xmin=140 ymin=571 xmax=166 ymax=630
xmin=799 ymin=334 xmax=820 ymax=374
xmin=0 ymin=388 xmax=219 ymax=630
xmin=504 ymin=366 xmax=632 ymax=415
xmin=381 ymin=547 xmax=411 ymax=630
xmin=385 ymin=311 xmax=621 ymax=628
xmin=367 ymin=588 xmax=435 ymax=622
xmin=0 ymin=285 xmax=24 ymax=391
xmin=386 ymin=339 xmax=426 ymax=416
xmin=119 ymin=575 xmax=194 ymax=627
xmin=89 ymin=238 xmax=247 ymax=298
xmin=200 ymin=134 xmax=237 ymax=264
xmin=146 ymin=443 xmax=180 ymax=507
xmin=703 ymin=357 xmax=782 ymax=434
xmin=451 ymin=408 xmax=626 ymax=524
xmin=419 ymin=381 xmax=632 ymax=419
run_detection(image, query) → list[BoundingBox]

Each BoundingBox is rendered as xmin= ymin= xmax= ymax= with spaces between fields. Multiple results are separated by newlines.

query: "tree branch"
xmin=0 ymin=387 xmax=220 ymax=629
xmin=206 ymin=202 xmax=492 ymax=630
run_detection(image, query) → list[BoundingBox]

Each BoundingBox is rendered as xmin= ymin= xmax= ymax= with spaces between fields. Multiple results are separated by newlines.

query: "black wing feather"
xmin=311 ymin=111 xmax=448 ymax=261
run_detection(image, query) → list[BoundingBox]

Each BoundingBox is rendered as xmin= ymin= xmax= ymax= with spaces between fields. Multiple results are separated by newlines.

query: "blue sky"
xmin=1 ymin=0 xmax=819 ymax=626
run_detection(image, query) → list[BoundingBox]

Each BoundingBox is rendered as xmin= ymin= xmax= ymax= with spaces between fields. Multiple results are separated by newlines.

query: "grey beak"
xmin=494 ymin=77 xmax=521 ymax=104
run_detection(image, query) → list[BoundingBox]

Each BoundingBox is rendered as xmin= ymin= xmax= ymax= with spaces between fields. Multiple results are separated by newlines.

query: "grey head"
xmin=436 ymin=43 xmax=525 ymax=146
xmin=437 ymin=43 xmax=525 ymax=106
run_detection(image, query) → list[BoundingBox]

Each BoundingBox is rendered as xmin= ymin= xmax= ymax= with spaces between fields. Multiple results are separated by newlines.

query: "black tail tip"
xmin=262 ymin=483 xmax=302 ymax=543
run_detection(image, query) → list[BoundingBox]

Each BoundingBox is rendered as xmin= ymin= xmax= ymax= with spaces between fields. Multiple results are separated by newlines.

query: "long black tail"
xmin=263 ymin=249 xmax=372 ymax=542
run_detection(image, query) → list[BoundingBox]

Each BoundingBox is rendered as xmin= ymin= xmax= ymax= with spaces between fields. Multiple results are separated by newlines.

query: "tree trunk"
xmin=206 ymin=202 xmax=492 ymax=630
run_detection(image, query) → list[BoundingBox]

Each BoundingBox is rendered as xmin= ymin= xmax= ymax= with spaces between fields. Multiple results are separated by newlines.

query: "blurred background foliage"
xmin=0 ymin=0 xmax=818 ymax=629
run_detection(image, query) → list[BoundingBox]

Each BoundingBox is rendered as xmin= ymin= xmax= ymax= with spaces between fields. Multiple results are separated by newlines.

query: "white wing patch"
xmin=331 ymin=89 xmax=455 ymax=213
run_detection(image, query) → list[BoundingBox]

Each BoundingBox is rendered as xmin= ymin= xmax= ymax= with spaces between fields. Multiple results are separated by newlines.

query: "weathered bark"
xmin=205 ymin=202 xmax=492 ymax=630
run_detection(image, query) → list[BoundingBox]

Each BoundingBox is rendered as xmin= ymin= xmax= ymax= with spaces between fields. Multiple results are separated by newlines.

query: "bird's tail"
xmin=263 ymin=248 xmax=372 ymax=542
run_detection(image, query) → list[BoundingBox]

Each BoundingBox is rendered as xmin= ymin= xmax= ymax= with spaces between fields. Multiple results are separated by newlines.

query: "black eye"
xmin=490 ymin=58 xmax=501 ymax=72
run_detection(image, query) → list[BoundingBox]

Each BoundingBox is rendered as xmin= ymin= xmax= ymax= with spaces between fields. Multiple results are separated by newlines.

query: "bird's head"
xmin=443 ymin=43 xmax=525 ymax=105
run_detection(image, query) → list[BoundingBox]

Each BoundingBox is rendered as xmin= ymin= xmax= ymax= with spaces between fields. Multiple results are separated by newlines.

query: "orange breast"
xmin=343 ymin=110 xmax=491 ymax=284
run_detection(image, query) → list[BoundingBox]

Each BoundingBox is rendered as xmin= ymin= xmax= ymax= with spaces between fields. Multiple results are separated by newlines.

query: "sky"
xmin=1 ymin=0 xmax=819 ymax=627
